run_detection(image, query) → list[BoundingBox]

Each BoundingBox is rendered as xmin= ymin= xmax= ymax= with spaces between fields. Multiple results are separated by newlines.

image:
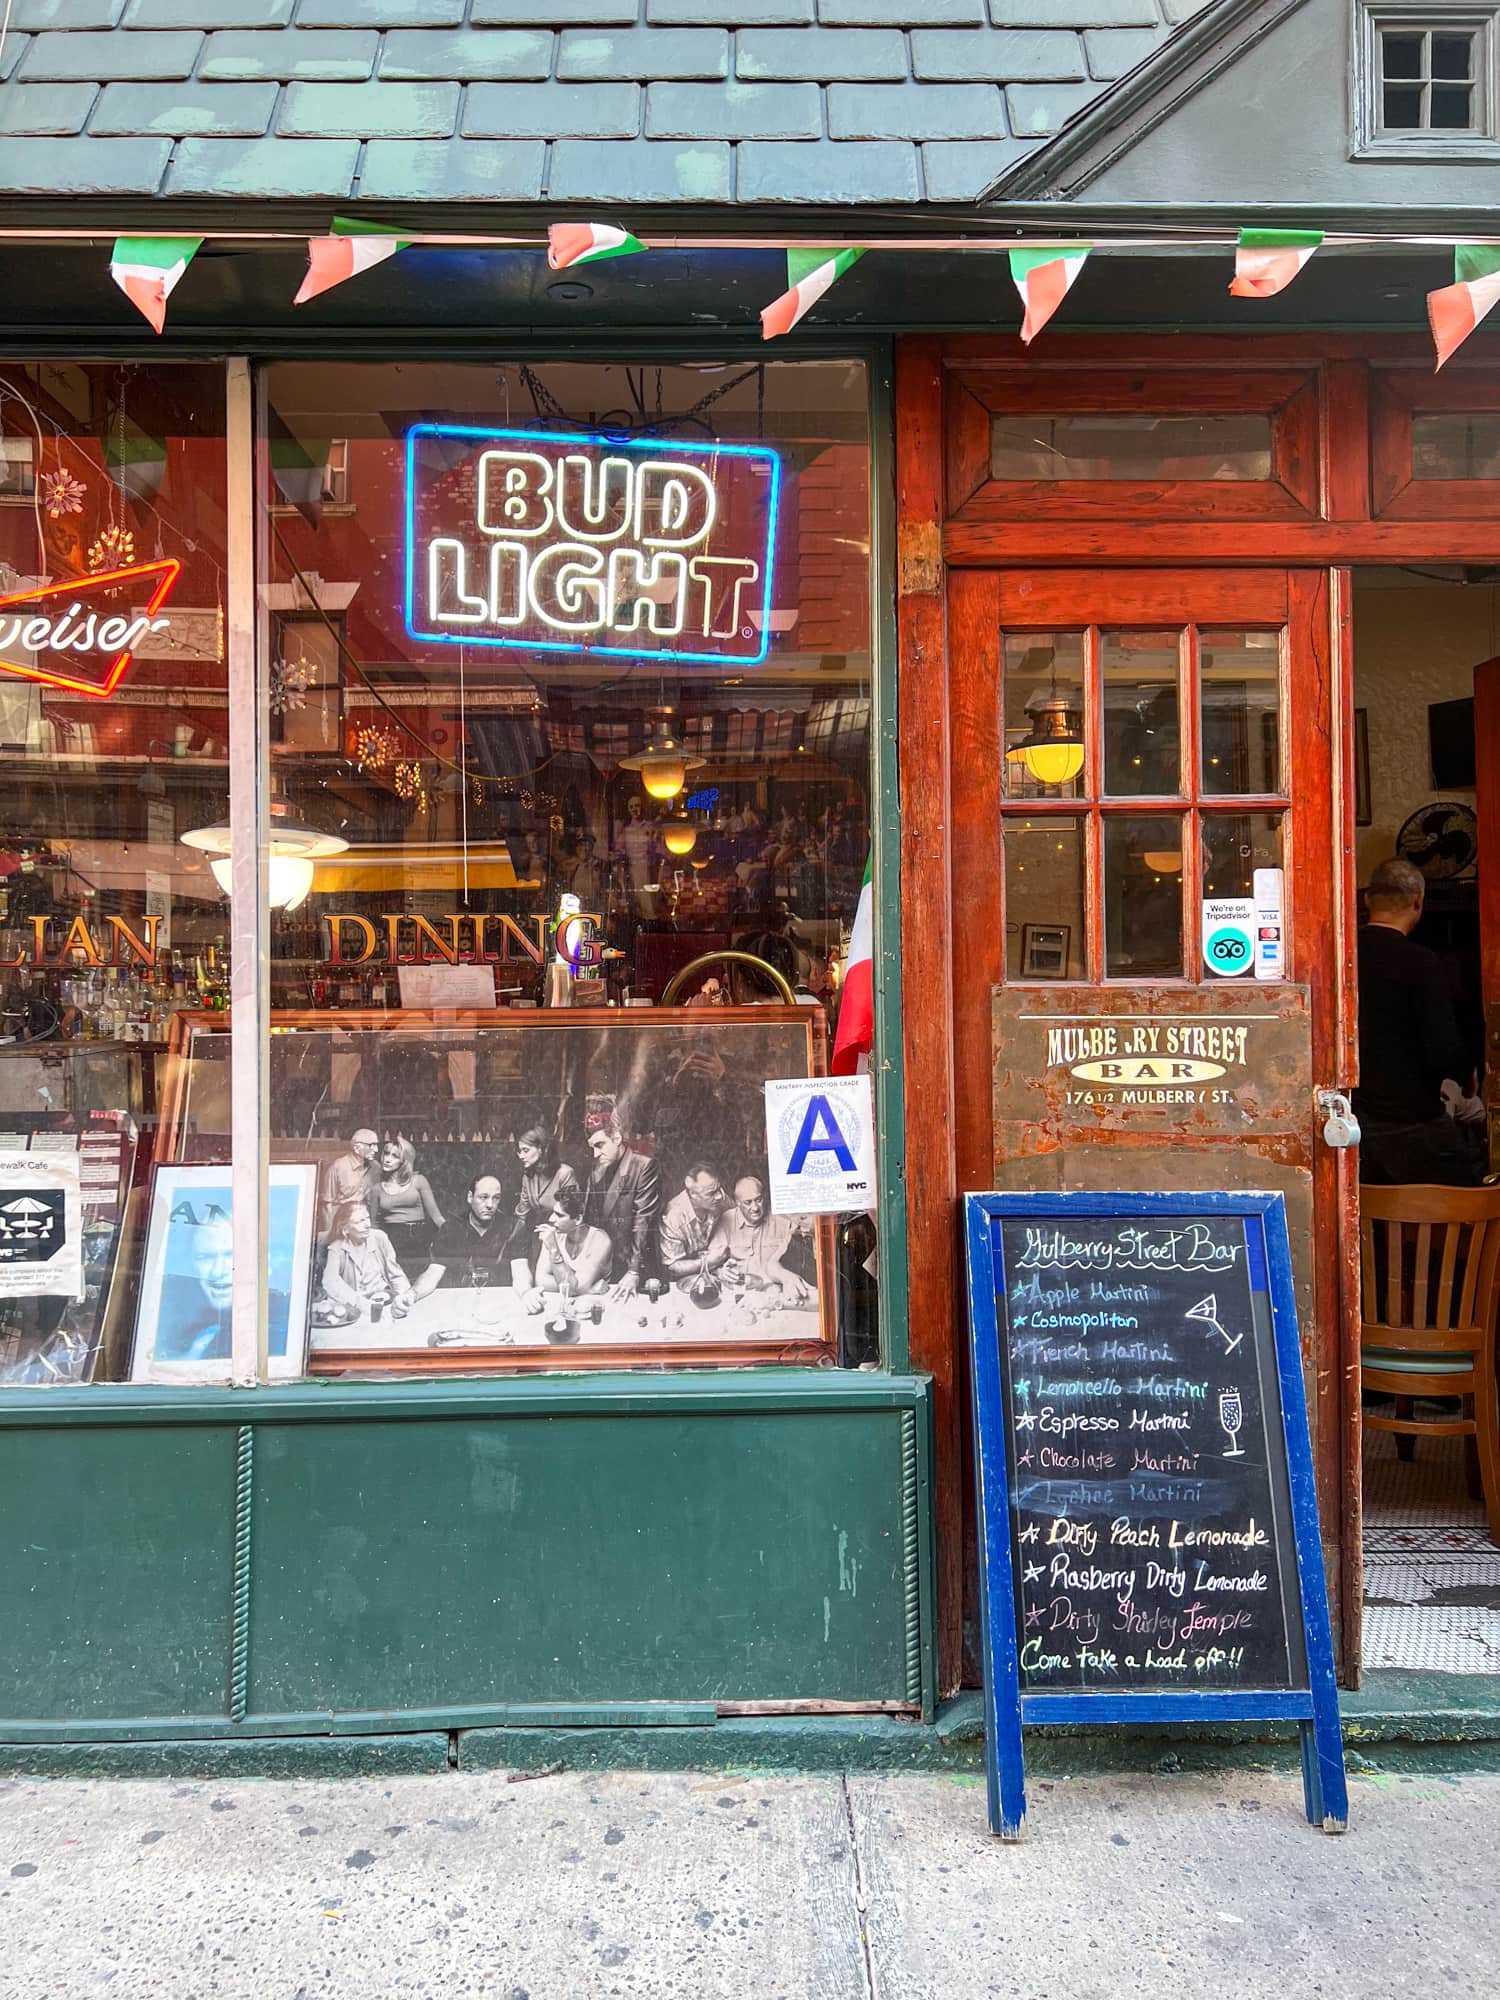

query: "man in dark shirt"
xmin=413 ymin=1174 xmax=510 ymax=1294
xmin=1354 ymin=857 xmax=1483 ymax=1185
xmin=583 ymin=1120 xmax=662 ymax=1299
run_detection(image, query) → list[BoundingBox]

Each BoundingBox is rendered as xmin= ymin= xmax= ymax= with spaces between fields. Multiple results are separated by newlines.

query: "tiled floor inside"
xmin=1363 ymin=1418 xmax=1500 ymax=1671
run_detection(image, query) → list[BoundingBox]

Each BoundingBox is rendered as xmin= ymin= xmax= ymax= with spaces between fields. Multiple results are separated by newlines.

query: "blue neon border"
xmin=403 ymin=422 xmax=782 ymax=668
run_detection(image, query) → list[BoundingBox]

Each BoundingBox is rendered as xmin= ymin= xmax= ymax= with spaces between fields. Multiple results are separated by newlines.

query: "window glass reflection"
xmin=1003 ymin=632 xmax=1086 ymax=800
xmin=1199 ymin=629 xmax=1281 ymax=794
xmin=1005 ymin=818 xmax=1085 ymax=980
xmin=1102 ymin=630 xmax=1180 ymax=795
xmin=1104 ymin=814 xmax=1184 ymax=978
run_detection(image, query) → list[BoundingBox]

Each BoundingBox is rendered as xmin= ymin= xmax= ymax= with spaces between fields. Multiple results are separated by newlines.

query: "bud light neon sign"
xmin=405 ymin=424 xmax=780 ymax=667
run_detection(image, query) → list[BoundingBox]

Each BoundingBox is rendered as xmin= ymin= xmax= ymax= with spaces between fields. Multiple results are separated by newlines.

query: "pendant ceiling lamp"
xmin=620 ymin=717 xmax=703 ymax=803
xmin=1005 ymin=691 xmax=1085 ymax=788
xmin=661 ymin=815 xmax=699 ymax=856
xmin=182 ymin=786 xmax=349 ymax=912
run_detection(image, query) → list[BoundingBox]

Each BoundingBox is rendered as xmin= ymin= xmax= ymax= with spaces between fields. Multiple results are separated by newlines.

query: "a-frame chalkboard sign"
xmin=964 ymin=1189 xmax=1347 ymax=1841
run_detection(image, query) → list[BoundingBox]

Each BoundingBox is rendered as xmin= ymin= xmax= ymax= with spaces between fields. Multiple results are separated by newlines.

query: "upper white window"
xmin=1354 ymin=2 xmax=1500 ymax=154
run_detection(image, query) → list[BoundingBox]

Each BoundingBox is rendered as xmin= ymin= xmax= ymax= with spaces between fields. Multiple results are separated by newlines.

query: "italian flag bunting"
xmin=1428 ymin=246 xmax=1500 ymax=369
xmin=109 ymin=237 xmax=202 ymax=335
xmin=295 ymin=217 xmax=410 ymax=306
xmin=831 ymin=855 xmax=874 ymax=1077
xmin=1010 ymin=246 xmax=1090 ymax=345
xmin=548 ymin=223 xmax=647 ymax=270
xmin=761 ymin=248 xmax=864 ymax=340
xmin=1229 ymin=228 xmax=1322 ymax=299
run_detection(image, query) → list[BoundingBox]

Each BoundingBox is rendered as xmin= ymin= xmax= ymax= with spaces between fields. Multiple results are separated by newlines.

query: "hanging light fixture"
xmin=182 ymin=785 xmax=349 ymax=913
xmin=661 ymin=815 xmax=698 ymax=857
xmin=620 ymin=708 xmax=703 ymax=803
xmin=1005 ymin=689 xmax=1085 ymax=788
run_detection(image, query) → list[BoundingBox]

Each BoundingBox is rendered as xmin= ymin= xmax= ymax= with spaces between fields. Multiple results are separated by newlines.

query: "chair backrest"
xmin=1360 ymin=1182 xmax=1500 ymax=1352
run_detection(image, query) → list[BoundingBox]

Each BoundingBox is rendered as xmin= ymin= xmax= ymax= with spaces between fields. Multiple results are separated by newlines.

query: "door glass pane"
xmin=1104 ymin=814 xmax=1184 ymax=978
xmin=1199 ymin=629 xmax=1281 ymax=794
xmin=1005 ymin=818 xmax=1085 ymax=980
xmin=1003 ymin=632 xmax=1086 ymax=800
xmin=1102 ymin=629 xmax=1181 ymax=795
xmin=1201 ymin=812 xmax=1284 ymax=900
xmin=989 ymin=414 xmax=1273 ymax=483
xmin=1411 ymin=413 xmax=1500 ymax=480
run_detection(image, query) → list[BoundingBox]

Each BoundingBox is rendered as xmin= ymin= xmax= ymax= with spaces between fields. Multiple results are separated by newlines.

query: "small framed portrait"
xmin=1020 ymin=923 xmax=1070 ymax=980
xmin=131 ymin=1164 xmax=318 ymax=1383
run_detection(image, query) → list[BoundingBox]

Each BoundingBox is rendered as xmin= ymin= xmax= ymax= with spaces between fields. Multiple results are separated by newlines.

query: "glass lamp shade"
xmin=661 ymin=817 xmax=698 ymax=856
xmin=1141 ymin=849 xmax=1184 ymax=875
xmin=209 ymin=854 xmax=316 ymax=910
xmin=1005 ymin=696 xmax=1085 ymax=788
xmin=619 ymin=740 xmax=703 ymax=803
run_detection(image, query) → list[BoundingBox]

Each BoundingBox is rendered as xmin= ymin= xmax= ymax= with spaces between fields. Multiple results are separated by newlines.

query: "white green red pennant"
xmin=109 ymin=237 xmax=202 ymax=335
xmin=295 ymin=217 xmax=410 ymax=306
xmin=1428 ymin=246 xmax=1500 ymax=369
xmin=547 ymin=223 xmax=647 ymax=271
xmin=761 ymin=248 xmax=864 ymax=340
xmin=1229 ymin=229 xmax=1322 ymax=299
xmin=831 ymin=853 xmax=873 ymax=1077
xmin=1010 ymin=246 xmax=1089 ymax=344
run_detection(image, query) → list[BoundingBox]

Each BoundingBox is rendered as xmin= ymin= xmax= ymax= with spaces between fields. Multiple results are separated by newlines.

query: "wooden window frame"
xmin=945 ymin=367 xmax=1321 ymax=526
xmin=1372 ymin=365 xmax=1500 ymax=517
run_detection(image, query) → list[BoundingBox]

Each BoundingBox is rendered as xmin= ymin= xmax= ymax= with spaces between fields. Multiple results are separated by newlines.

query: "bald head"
xmin=1367 ymin=857 xmax=1425 ymax=932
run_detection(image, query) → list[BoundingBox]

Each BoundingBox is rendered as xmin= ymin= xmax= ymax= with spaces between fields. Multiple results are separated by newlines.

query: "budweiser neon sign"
xmin=404 ymin=424 xmax=780 ymax=667
xmin=0 ymin=560 xmax=181 ymax=699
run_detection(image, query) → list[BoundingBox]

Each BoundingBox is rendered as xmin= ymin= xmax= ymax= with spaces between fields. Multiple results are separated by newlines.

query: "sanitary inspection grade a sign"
xmin=763 ymin=1075 xmax=876 ymax=1216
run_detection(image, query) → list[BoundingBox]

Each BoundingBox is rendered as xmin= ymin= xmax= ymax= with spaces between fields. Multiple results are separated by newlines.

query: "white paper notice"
xmin=764 ymin=1074 xmax=876 ymax=1216
xmin=1252 ymin=866 xmax=1285 ymax=982
xmin=397 ymin=963 xmax=498 ymax=1009
xmin=0 ymin=1152 xmax=83 ymax=1299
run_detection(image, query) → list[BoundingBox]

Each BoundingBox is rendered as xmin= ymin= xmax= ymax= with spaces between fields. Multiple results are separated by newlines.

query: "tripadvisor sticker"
xmin=1201 ymin=897 xmax=1256 ymax=978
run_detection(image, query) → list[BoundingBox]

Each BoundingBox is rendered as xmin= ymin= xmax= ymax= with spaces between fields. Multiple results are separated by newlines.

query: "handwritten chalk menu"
xmin=998 ymin=1211 xmax=1306 ymax=1695
xmin=964 ymin=1191 xmax=1347 ymax=1841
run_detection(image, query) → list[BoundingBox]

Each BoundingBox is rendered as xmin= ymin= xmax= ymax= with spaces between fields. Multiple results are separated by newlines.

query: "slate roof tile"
xmin=297 ymin=0 xmax=464 ymax=23
xmin=0 ymin=35 xmax=29 ymax=80
xmin=474 ymin=0 xmax=636 ymax=21
xmin=649 ymin=0 xmax=814 ymax=22
xmin=821 ymin=0 xmax=983 ymax=21
xmin=19 ymin=27 xmax=201 ymax=80
xmin=738 ymin=28 xmax=908 ymax=78
xmin=828 ymin=78 xmax=1009 ymax=137
xmin=198 ymin=28 xmax=378 ymax=80
xmin=464 ymin=80 xmax=641 ymax=138
xmin=738 ymin=136 xmax=920 ymax=201
xmin=93 ymin=80 xmax=280 ymax=136
xmin=921 ymin=134 xmax=1041 ymax=196
xmin=1 ymin=134 xmax=170 ymax=191
xmin=646 ymin=79 xmax=823 ymax=138
xmin=280 ymin=78 xmax=462 ymax=138
xmin=164 ymin=135 xmax=361 ymax=196
xmin=912 ymin=27 xmax=1084 ymax=78
xmin=359 ymin=135 xmax=546 ymax=200
xmin=380 ymin=28 xmax=551 ymax=79
xmin=123 ymin=0 xmax=289 ymax=24
xmin=559 ymin=28 xmax=730 ymax=79
xmin=0 ymin=82 xmax=99 ymax=135
xmin=1005 ymin=76 xmax=1101 ymax=129
xmin=1082 ymin=24 xmax=1164 ymax=73
xmin=548 ymin=138 xmax=732 ymax=201
xmin=6 ymin=0 xmax=122 ymax=27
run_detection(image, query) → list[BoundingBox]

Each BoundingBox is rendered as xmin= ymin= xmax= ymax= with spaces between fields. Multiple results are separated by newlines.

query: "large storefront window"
xmin=148 ymin=357 xmax=878 ymax=1380
xmin=0 ymin=362 xmax=227 ymax=1384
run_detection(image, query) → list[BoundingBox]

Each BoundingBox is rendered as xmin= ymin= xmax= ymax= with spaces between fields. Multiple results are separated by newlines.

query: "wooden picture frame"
xmin=1019 ymin=923 xmax=1070 ymax=979
xmin=157 ymin=1007 xmax=838 ymax=1374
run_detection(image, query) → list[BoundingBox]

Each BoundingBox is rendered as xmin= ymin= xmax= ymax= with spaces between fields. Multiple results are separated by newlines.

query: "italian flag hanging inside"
xmin=761 ymin=248 xmax=864 ymax=340
xmin=1009 ymin=246 xmax=1090 ymax=345
xmin=109 ymin=237 xmax=202 ymax=335
xmin=1428 ymin=246 xmax=1500 ymax=369
xmin=548 ymin=223 xmax=647 ymax=270
xmin=296 ymin=218 xmax=411 ymax=305
xmin=1229 ymin=229 xmax=1322 ymax=299
xmin=832 ymin=856 xmax=874 ymax=1077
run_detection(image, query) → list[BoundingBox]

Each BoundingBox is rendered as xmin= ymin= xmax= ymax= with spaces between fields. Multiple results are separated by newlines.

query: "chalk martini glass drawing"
xmin=1219 ymin=1388 xmax=1246 ymax=1458
xmin=1187 ymin=1294 xmax=1242 ymax=1355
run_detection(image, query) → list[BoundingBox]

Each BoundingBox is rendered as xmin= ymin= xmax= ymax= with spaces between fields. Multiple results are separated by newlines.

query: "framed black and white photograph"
xmin=1020 ymin=923 xmax=1071 ymax=979
xmin=130 ymin=1162 xmax=317 ymax=1384
xmin=159 ymin=1008 xmax=835 ymax=1373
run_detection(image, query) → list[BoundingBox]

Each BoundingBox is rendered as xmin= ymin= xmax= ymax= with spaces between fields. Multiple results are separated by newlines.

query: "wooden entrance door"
xmin=943 ymin=565 xmax=1360 ymax=1682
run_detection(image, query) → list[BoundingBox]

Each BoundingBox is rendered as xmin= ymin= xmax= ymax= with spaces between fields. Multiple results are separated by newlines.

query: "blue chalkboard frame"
xmin=963 ymin=1188 xmax=1348 ymax=1842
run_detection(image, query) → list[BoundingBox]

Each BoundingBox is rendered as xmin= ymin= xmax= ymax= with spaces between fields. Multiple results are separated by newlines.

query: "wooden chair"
xmin=1360 ymin=1183 xmax=1500 ymax=1547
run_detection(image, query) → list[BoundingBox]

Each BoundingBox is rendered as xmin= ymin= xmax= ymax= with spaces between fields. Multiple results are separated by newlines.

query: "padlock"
xmin=1317 ymin=1089 xmax=1361 ymax=1150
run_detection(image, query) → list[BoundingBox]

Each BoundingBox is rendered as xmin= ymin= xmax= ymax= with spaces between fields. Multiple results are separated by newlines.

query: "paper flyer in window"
xmin=0 ymin=1152 xmax=83 ymax=1301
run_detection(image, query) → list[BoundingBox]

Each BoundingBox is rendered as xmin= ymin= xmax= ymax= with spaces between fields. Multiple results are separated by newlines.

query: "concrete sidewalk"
xmin=1 ymin=1764 xmax=1494 ymax=1998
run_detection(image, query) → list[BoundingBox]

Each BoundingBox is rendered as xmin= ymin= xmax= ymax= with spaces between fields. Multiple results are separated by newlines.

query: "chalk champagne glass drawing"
xmin=1219 ymin=1388 xmax=1245 ymax=1458
xmin=1187 ymin=1294 xmax=1242 ymax=1355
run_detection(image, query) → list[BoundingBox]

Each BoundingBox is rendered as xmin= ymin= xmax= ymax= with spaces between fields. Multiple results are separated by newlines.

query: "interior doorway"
xmin=1352 ymin=566 xmax=1500 ymax=1676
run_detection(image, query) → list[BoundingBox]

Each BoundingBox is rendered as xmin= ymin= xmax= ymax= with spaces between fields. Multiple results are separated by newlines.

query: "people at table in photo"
xmin=659 ymin=1162 xmax=729 ymax=1285
xmin=508 ymin=1126 xmax=580 ymax=1274
xmin=317 ymin=1127 xmax=379 ymax=1243
xmin=315 ymin=1201 xmax=413 ymax=1322
xmin=583 ymin=1117 xmax=661 ymax=1299
xmin=157 ymin=1202 xmax=290 ymax=1363
xmin=524 ymin=1181 xmax=613 ymax=1314
xmin=372 ymin=1135 xmax=445 ymax=1269
xmin=712 ymin=1176 xmax=814 ymax=1307
xmin=413 ymin=1172 xmax=510 ymax=1296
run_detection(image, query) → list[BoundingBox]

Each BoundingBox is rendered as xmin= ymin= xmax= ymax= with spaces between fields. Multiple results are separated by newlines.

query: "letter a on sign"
xmin=764 ymin=1075 xmax=876 ymax=1216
